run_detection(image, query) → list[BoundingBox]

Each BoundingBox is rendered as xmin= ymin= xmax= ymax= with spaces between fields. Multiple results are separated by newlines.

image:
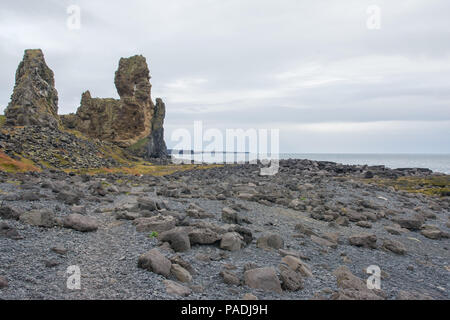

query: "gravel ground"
xmin=0 ymin=160 xmax=449 ymax=300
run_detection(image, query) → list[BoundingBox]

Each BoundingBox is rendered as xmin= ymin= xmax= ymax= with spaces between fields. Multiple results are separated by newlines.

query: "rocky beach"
xmin=0 ymin=159 xmax=449 ymax=300
xmin=0 ymin=49 xmax=449 ymax=301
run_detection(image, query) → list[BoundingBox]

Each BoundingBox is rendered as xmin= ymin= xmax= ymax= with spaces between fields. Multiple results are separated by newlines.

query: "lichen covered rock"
xmin=5 ymin=49 xmax=61 ymax=128
xmin=64 ymin=54 xmax=167 ymax=156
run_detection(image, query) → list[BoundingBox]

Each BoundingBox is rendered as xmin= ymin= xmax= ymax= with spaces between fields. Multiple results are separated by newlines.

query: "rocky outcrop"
xmin=144 ymin=98 xmax=168 ymax=158
xmin=3 ymin=49 xmax=168 ymax=160
xmin=0 ymin=125 xmax=123 ymax=169
xmin=62 ymin=54 xmax=168 ymax=157
xmin=5 ymin=49 xmax=61 ymax=128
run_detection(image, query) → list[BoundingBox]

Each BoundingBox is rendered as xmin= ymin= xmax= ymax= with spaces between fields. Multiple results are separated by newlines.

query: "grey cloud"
xmin=0 ymin=0 xmax=449 ymax=152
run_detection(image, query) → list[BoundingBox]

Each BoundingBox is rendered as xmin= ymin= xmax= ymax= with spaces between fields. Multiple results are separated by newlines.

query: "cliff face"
xmin=5 ymin=49 xmax=61 ymax=128
xmin=62 ymin=54 xmax=167 ymax=157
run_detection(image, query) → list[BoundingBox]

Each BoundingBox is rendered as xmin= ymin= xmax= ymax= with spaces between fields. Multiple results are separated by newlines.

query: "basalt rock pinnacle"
xmin=62 ymin=54 xmax=168 ymax=157
xmin=5 ymin=49 xmax=61 ymax=128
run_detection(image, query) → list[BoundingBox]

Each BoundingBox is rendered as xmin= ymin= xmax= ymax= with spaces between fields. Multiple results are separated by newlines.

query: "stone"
xmin=56 ymin=191 xmax=80 ymax=205
xmin=0 ymin=222 xmax=22 ymax=240
xmin=51 ymin=246 xmax=68 ymax=255
xmin=278 ymin=249 xmax=301 ymax=258
xmin=242 ymin=293 xmax=258 ymax=300
xmin=392 ymin=215 xmax=424 ymax=231
xmin=170 ymin=255 xmax=196 ymax=275
xmin=220 ymin=232 xmax=243 ymax=251
xmin=420 ymin=225 xmax=444 ymax=240
xmin=244 ymin=267 xmax=282 ymax=293
xmin=138 ymin=248 xmax=171 ymax=277
xmin=158 ymin=228 xmax=191 ymax=252
xmin=280 ymin=255 xmax=313 ymax=278
xmin=294 ymin=223 xmax=317 ymax=236
xmin=256 ymin=234 xmax=284 ymax=250
xmin=0 ymin=206 xmax=21 ymax=220
xmin=382 ymin=239 xmax=406 ymax=255
xmin=348 ymin=233 xmax=377 ymax=249
xmin=19 ymin=209 xmax=57 ymax=228
xmin=332 ymin=266 xmax=384 ymax=300
xmin=5 ymin=49 xmax=61 ymax=128
xmin=222 ymin=207 xmax=240 ymax=224
xmin=137 ymin=197 xmax=158 ymax=211
xmin=44 ymin=259 xmax=60 ymax=268
xmin=228 ymin=225 xmax=253 ymax=245
xmin=220 ymin=270 xmax=241 ymax=286
xmin=311 ymin=235 xmax=337 ymax=249
xmin=279 ymin=265 xmax=303 ymax=291
xmin=188 ymin=228 xmax=221 ymax=245
xmin=385 ymin=224 xmax=408 ymax=235
xmin=115 ymin=211 xmax=141 ymax=221
xmin=186 ymin=207 xmax=214 ymax=219
xmin=345 ymin=210 xmax=367 ymax=222
xmin=171 ymin=264 xmax=192 ymax=283
xmin=0 ymin=276 xmax=8 ymax=289
xmin=356 ymin=221 xmax=372 ymax=228
xmin=63 ymin=214 xmax=99 ymax=232
xmin=134 ymin=215 xmax=176 ymax=233
xmin=163 ymin=280 xmax=191 ymax=297
xmin=243 ymin=262 xmax=259 ymax=272
xmin=21 ymin=191 xmax=40 ymax=201
xmin=335 ymin=216 xmax=349 ymax=227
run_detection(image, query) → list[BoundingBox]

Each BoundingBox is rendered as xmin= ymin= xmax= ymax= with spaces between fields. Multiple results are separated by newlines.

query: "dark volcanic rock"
xmin=61 ymin=54 xmax=168 ymax=158
xmin=5 ymin=49 xmax=61 ymax=128
xmin=63 ymin=214 xmax=99 ymax=232
xmin=144 ymin=98 xmax=168 ymax=159
xmin=0 ymin=222 xmax=22 ymax=240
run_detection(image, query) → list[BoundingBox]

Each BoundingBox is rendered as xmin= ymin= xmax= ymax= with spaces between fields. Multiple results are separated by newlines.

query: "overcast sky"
xmin=1 ymin=0 xmax=449 ymax=153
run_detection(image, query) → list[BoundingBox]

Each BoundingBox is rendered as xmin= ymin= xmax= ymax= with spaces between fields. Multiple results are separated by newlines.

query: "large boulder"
xmin=133 ymin=215 xmax=176 ymax=233
xmin=63 ymin=214 xmax=99 ymax=232
xmin=158 ymin=227 xmax=191 ymax=252
xmin=220 ymin=232 xmax=244 ymax=251
xmin=5 ymin=49 xmax=61 ymax=128
xmin=188 ymin=228 xmax=222 ymax=245
xmin=382 ymin=239 xmax=407 ymax=255
xmin=244 ymin=267 xmax=282 ymax=293
xmin=0 ymin=206 xmax=21 ymax=220
xmin=171 ymin=264 xmax=192 ymax=283
xmin=392 ymin=215 xmax=424 ymax=231
xmin=19 ymin=209 xmax=57 ymax=228
xmin=138 ymin=248 xmax=171 ymax=277
xmin=256 ymin=234 xmax=284 ymax=250
xmin=348 ymin=233 xmax=377 ymax=249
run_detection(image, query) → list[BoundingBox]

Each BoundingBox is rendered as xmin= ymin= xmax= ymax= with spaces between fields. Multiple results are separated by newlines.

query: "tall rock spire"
xmin=5 ymin=49 xmax=61 ymax=128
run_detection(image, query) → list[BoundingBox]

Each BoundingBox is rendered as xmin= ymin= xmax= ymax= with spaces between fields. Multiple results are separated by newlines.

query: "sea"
xmin=171 ymin=153 xmax=450 ymax=174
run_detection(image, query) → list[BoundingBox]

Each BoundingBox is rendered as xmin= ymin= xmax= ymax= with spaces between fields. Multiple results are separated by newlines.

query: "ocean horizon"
xmin=171 ymin=152 xmax=450 ymax=174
